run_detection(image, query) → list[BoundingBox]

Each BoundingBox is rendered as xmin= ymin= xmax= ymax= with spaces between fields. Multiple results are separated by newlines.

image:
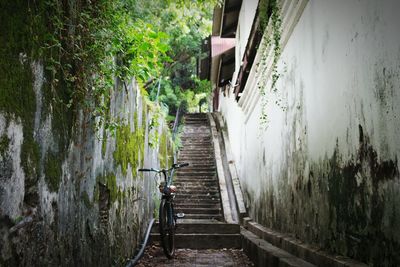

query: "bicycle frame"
xmin=138 ymin=162 xmax=189 ymax=258
xmin=160 ymin=169 xmax=175 ymax=227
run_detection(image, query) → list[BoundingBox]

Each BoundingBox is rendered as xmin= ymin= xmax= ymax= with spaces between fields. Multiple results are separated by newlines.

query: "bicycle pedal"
xmin=176 ymin=212 xmax=185 ymax=219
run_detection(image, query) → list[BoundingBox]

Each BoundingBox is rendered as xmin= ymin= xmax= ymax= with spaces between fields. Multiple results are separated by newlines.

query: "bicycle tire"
xmin=159 ymin=198 xmax=175 ymax=258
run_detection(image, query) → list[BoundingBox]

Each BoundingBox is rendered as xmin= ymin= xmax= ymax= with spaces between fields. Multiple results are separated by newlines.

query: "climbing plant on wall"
xmin=257 ymin=0 xmax=282 ymax=127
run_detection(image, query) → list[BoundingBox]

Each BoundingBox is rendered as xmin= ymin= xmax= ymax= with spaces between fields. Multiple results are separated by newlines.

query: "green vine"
xmin=257 ymin=0 xmax=282 ymax=127
xmin=38 ymin=0 xmax=172 ymax=137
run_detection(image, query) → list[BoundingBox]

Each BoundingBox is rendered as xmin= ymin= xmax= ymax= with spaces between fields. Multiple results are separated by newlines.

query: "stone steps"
xmin=175 ymin=185 xmax=219 ymax=190
xmin=174 ymin=179 xmax=218 ymax=184
xmin=174 ymin=207 xmax=222 ymax=215
xmin=150 ymin=113 xmax=241 ymax=250
xmin=151 ymin=233 xmax=241 ymax=249
xmin=176 ymin=171 xmax=216 ymax=176
xmin=174 ymin=198 xmax=221 ymax=204
xmin=175 ymin=203 xmax=221 ymax=209
xmin=152 ymin=222 xmax=239 ymax=234
xmin=182 ymin=213 xmax=223 ymax=220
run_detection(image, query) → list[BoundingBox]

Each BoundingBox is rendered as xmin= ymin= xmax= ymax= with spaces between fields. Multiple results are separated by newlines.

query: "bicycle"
xmin=138 ymin=162 xmax=189 ymax=258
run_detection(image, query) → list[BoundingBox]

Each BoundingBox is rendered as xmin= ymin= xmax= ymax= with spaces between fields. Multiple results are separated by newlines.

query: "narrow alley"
xmin=1 ymin=0 xmax=400 ymax=266
xmin=136 ymin=113 xmax=252 ymax=266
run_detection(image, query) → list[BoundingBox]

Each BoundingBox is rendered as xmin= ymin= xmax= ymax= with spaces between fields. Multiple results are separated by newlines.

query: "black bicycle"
xmin=138 ymin=162 xmax=189 ymax=258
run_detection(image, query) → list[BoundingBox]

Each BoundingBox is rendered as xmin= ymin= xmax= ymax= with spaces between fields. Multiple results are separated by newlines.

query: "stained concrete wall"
xmin=0 ymin=3 xmax=174 ymax=266
xmin=218 ymin=0 xmax=400 ymax=265
xmin=0 ymin=66 xmax=173 ymax=267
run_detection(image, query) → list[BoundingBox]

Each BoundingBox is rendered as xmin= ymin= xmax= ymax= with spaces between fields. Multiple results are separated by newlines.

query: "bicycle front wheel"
xmin=159 ymin=198 xmax=175 ymax=258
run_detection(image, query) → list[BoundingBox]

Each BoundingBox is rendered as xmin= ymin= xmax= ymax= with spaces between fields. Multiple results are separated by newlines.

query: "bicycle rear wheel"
xmin=159 ymin=198 xmax=175 ymax=258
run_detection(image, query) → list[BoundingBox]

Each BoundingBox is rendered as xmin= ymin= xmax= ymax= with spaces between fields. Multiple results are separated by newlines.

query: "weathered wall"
xmin=219 ymin=0 xmax=400 ymax=265
xmin=0 ymin=2 xmax=174 ymax=266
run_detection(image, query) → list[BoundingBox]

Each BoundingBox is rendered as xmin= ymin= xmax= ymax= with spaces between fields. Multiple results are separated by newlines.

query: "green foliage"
xmin=114 ymin=19 xmax=171 ymax=84
xmin=257 ymin=0 xmax=282 ymax=127
xmin=148 ymin=108 xmax=161 ymax=149
xmin=136 ymin=0 xmax=215 ymax=117
xmin=172 ymin=124 xmax=184 ymax=151
xmin=159 ymin=131 xmax=168 ymax=168
xmin=29 ymin=0 xmax=173 ymax=135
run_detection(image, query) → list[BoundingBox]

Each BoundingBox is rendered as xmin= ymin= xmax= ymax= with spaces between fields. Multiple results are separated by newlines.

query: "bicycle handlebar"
xmin=138 ymin=168 xmax=154 ymax=172
xmin=138 ymin=162 xmax=189 ymax=173
xmin=173 ymin=162 xmax=189 ymax=168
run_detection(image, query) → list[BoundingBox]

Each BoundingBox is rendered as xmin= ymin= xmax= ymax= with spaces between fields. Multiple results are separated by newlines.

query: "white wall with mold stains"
xmin=218 ymin=0 xmax=400 ymax=263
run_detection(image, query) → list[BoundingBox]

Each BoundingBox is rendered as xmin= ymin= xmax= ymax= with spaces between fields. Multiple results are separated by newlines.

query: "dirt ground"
xmin=135 ymin=245 xmax=254 ymax=267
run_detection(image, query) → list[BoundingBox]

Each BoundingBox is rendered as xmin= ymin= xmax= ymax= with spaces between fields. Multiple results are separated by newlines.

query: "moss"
xmin=159 ymin=128 xmax=175 ymax=168
xmin=21 ymin=135 xmax=41 ymax=204
xmin=0 ymin=1 xmax=47 ymax=122
xmin=142 ymin=101 xmax=147 ymax=130
xmin=93 ymin=183 xmax=100 ymax=203
xmin=148 ymin=108 xmax=160 ymax=149
xmin=0 ymin=135 xmax=10 ymax=156
xmin=0 ymin=0 xmax=71 ymax=198
xmin=97 ymin=172 xmax=118 ymax=202
xmin=159 ymin=130 xmax=168 ymax=168
xmin=167 ymin=137 xmax=174 ymax=166
xmin=113 ymin=111 xmax=145 ymax=177
xmin=44 ymin=152 xmax=62 ymax=192
xmin=21 ymin=135 xmax=40 ymax=181
xmin=81 ymin=191 xmax=93 ymax=208
xmin=102 ymin=130 xmax=107 ymax=158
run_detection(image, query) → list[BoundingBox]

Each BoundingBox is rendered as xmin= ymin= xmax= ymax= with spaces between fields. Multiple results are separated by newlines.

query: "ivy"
xmin=37 ymin=0 xmax=172 ymax=136
xmin=257 ymin=0 xmax=282 ymax=127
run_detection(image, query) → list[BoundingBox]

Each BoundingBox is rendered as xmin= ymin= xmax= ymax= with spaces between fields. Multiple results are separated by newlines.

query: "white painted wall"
xmin=235 ymin=0 xmax=259 ymax=72
xmin=218 ymin=0 xmax=400 ymax=262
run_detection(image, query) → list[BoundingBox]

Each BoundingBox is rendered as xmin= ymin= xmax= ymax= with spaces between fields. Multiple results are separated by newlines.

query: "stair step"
xmin=174 ymin=180 xmax=218 ymax=184
xmin=150 ymin=233 xmax=241 ymax=248
xmin=241 ymin=228 xmax=316 ymax=267
xmin=179 ymin=151 xmax=214 ymax=154
xmin=176 ymin=171 xmax=217 ymax=177
xmin=182 ymin=214 xmax=223 ymax=220
xmin=179 ymin=189 xmax=219 ymax=196
xmin=175 ymin=200 xmax=221 ymax=206
xmin=151 ymin=222 xmax=239 ymax=234
xmin=175 ymin=184 xmax=219 ymax=190
xmin=181 ymin=137 xmax=211 ymax=141
xmin=179 ymin=148 xmax=213 ymax=152
xmin=184 ymin=120 xmax=208 ymax=123
xmin=174 ymin=207 xmax=221 ymax=215
xmin=175 ymin=203 xmax=221 ymax=209
xmin=178 ymin=158 xmax=215 ymax=162
xmin=175 ymin=200 xmax=221 ymax=205
xmin=176 ymin=163 xmax=215 ymax=168
xmin=177 ymin=185 xmax=218 ymax=190
xmin=176 ymin=169 xmax=216 ymax=173
xmin=176 ymin=179 xmax=217 ymax=184
xmin=176 ymin=161 xmax=215 ymax=165
xmin=177 ymin=192 xmax=219 ymax=197
xmin=178 ymin=152 xmax=214 ymax=157
xmin=175 ymin=199 xmax=220 ymax=204
xmin=181 ymin=142 xmax=213 ymax=148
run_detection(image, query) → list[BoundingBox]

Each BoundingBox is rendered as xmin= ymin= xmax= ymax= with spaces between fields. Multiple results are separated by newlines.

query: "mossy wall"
xmin=0 ymin=1 xmax=174 ymax=266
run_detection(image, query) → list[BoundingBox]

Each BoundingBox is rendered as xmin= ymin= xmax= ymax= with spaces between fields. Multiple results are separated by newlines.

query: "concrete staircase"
xmin=151 ymin=113 xmax=241 ymax=249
